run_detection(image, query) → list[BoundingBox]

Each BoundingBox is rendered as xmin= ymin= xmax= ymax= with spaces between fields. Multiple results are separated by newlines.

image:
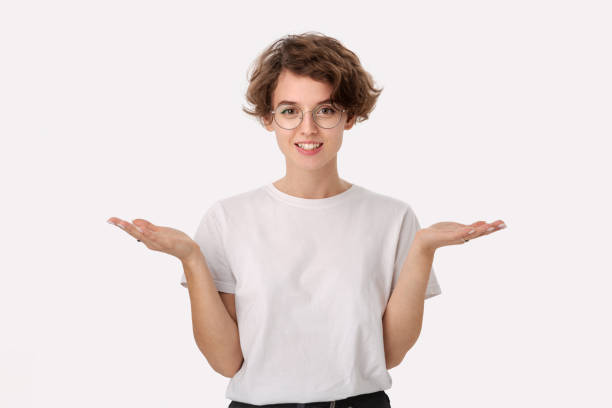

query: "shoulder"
xmin=357 ymin=185 xmax=415 ymax=218
xmin=206 ymin=185 xmax=272 ymax=223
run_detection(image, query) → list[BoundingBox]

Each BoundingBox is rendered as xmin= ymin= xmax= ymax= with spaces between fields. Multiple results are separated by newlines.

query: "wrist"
xmin=181 ymin=243 xmax=203 ymax=266
xmin=413 ymin=231 xmax=436 ymax=257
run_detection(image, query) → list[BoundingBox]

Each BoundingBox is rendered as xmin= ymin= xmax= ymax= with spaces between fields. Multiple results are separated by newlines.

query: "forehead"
xmin=272 ymin=69 xmax=333 ymax=106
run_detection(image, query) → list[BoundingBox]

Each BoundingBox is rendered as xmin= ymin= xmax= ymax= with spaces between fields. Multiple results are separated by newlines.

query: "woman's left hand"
xmin=415 ymin=219 xmax=507 ymax=254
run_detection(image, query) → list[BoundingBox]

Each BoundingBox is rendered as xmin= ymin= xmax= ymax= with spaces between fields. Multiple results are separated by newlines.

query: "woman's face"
xmin=263 ymin=69 xmax=356 ymax=172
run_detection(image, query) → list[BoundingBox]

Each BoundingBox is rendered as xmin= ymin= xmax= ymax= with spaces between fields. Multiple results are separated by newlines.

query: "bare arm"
xmin=182 ymin=249 xmax=243 ymax=377
xmin=382 ymin=233 xmax=434 ymax=369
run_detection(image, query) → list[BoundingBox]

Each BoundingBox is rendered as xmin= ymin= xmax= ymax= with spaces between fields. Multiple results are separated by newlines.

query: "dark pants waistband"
xmin=228 ymin=390 xmax=390 ymax=408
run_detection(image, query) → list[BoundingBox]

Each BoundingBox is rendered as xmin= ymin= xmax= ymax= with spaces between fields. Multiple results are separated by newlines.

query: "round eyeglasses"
xmin=270 ymin=102 xmax=346 ymax=130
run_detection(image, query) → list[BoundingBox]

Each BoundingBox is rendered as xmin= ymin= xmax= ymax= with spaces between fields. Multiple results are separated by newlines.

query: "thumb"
xmin=461 ymin=226 xmax=476 ymax=235
xmin=132 ymin=219 xmax=158 ymax=231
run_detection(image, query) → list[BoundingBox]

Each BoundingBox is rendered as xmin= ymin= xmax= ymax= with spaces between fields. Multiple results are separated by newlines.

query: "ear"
xmin=261 ymin=114 xmax=274 ymax=132
xmin=344 ymin=114 xmax=357 ymax=130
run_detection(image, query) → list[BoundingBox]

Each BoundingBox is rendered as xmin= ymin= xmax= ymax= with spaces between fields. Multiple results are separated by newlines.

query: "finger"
xmin=479 ymin=220 xmax=507 ymax=236
xmin=452 ymin=226 xmax=477 ymax=244
xmin=451 ymin=227 xmax=476 ymax=245
xmin=464 ymin=223 xmax=492 ymax=240
xmin=107 ymin=217 xmax=128 ymax=230
xmin=132 ymin=219 xmax=159 ymax=231
xmin=107 ymin=217 xmax=123 ymax=225
xmin=124 ymin=221 xmax=147 ymax=241
xmin=467 ymin=220 xmax=507 ymax=239
xmin=110 ymin=219 xmax=146 ymax=241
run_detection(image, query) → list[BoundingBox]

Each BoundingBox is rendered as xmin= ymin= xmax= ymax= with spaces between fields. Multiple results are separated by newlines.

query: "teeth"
xmin=297 ymin=143 xmax=322 ymax=150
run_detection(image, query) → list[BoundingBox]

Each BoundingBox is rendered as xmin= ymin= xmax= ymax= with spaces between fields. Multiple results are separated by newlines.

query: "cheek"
xmin=275 ymin=134 xmax=293 ymax=151
xmin=326 ymin=135 xmax=343 ymax=148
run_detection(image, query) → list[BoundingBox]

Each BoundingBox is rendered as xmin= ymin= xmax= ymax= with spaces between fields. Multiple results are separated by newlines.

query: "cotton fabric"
xmin=180 ymin=182 xmax=441 ymax=405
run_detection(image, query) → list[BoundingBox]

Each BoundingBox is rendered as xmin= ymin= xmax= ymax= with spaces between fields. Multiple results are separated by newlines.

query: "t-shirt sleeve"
xmin=391 ymin=205 xmax=442 ymax=300
xmin=180 ymin=201 xmax=236 ymax=293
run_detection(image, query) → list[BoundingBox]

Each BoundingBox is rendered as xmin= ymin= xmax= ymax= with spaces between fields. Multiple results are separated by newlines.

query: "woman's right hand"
xmin=107 ymin=217 xmax=200 ymax=263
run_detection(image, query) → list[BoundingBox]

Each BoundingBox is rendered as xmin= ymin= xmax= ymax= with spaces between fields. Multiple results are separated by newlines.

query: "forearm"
xmin=182 ymin=250 xmax=243 ymax=377
xmin=382 ymin=234 xmax=435 ymax=368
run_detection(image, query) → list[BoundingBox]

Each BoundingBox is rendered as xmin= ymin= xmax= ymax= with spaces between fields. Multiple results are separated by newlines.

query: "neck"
xmin=272 ymin=175 xmax=351 ymax=199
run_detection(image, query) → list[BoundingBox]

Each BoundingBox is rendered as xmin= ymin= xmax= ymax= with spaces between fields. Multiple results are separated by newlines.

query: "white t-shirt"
xmin=180 ymin=182 xmax=441 ymax=405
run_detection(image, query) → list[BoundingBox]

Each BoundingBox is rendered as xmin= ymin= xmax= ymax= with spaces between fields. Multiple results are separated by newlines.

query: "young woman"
xmin=108 ymin=32 xmax=506 ymax=408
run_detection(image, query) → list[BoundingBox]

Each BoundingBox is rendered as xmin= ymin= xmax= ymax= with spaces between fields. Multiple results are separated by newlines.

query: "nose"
xmin=298 ymin=111 xmax=318 ymax=134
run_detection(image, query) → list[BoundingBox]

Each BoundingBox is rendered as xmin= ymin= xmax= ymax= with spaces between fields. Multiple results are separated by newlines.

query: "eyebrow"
xmin=275 ymin=98 xmax=332 ymax=108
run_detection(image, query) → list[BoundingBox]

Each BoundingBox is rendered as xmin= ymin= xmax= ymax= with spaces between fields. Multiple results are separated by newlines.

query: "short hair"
xmin=242 ymin=31 xmax=383 ymax=127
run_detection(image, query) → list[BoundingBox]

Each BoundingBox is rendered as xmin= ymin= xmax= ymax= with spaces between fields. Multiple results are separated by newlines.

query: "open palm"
xmin=417 ymin=219 xmax=507 ymax=252
xmin=107 ymin=217 xmax=199 ymax=262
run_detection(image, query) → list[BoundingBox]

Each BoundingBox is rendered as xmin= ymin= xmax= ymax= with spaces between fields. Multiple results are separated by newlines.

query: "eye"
xmin=278 ymin=104 xmax=299 ymax=115
xmin=317 ymin=105 xmax=337 ymax=115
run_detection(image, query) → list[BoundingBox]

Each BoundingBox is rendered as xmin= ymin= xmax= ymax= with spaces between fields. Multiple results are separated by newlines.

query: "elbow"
xmin=195 ymin=339 xmax=244 ymax=378
xmin=210 ymin=343 xmax=244 ymax=378
xmin=385 ymin=352 xmax=404 ymax=370
xmin=217 ymin=356 xmax=244 ymax=378
xmin=385 ymin=335 xmax=420 ymax=370
xmin=385 ymin=358 xmax=397 ymax=370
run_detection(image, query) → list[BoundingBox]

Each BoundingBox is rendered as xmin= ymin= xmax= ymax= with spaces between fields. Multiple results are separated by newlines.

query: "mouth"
xmin=294 ymin=142 xmax=324 ymax=155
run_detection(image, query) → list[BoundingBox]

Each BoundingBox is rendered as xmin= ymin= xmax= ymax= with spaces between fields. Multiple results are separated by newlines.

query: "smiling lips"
xmin=295 ymin=142 xmax=323 ymax=155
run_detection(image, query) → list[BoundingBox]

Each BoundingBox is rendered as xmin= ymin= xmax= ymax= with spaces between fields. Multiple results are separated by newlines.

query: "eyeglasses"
xmin=270 ymin=102 xmax=346 ymax=130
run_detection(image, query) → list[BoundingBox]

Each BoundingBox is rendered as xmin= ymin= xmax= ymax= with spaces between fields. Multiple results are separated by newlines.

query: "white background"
xmin=1 ymin=0 xmax=610 ymax=407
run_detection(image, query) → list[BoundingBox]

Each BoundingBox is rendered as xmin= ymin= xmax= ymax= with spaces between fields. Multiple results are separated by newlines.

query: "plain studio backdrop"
xmin=1 ymin=0 xmax=610 ymax=407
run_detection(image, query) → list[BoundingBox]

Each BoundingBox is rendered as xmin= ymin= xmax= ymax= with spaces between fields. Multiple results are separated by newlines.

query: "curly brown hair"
xmin=242 ymin=31 xmax=383 ymax=127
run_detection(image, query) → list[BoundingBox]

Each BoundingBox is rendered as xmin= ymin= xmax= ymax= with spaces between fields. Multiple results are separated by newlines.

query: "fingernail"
xmin=487 ymin=226 xmax=495 ymax=232
xmin=116 ymin=223 xmax=125 ymax=229
xmin=497 ymin=223 xmax=506 ymax=229
xmin=134 ymin=225 xmax=143 ymax=233
xmin=468 ymin=229 xmax=475 ymax=234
